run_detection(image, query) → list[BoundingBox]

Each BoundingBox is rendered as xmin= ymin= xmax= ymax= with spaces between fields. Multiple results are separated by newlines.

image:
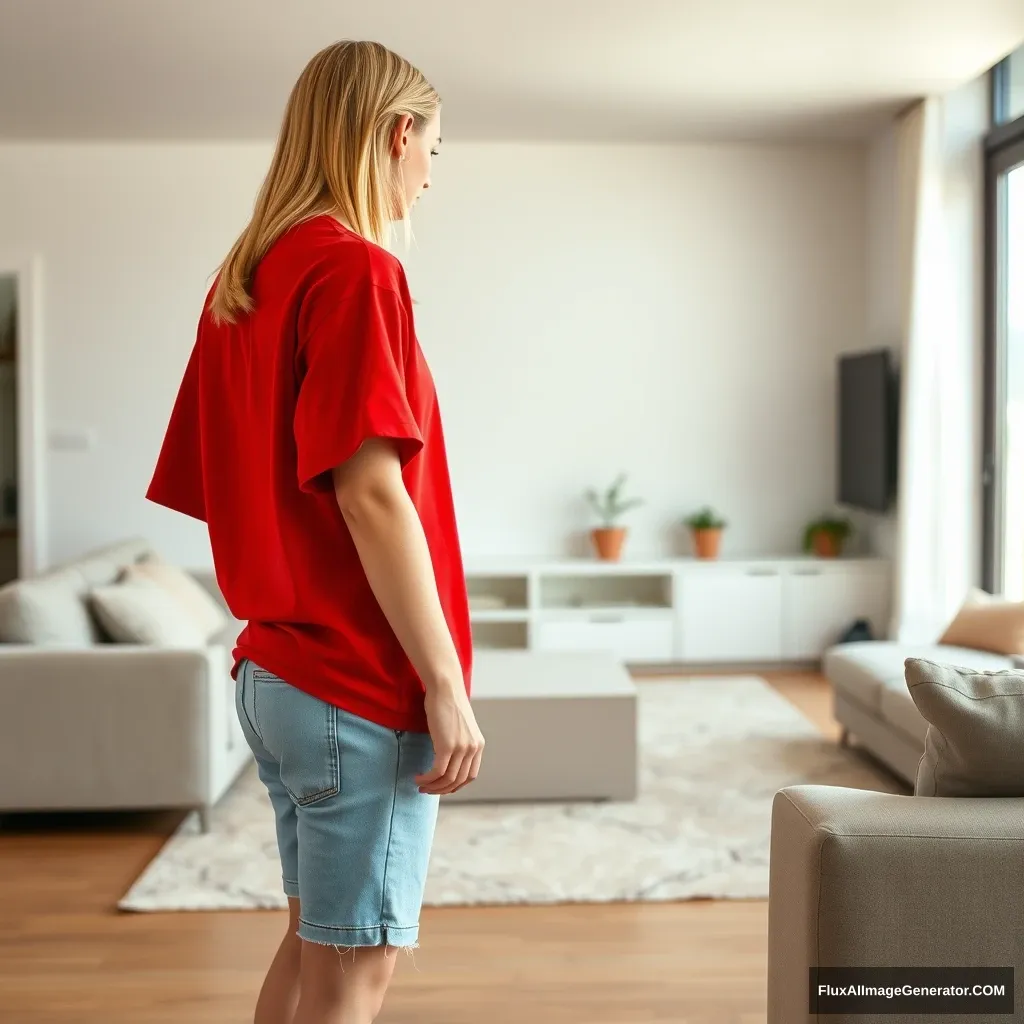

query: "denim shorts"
xmin=234 ymin=658 xmax=439 ymax=948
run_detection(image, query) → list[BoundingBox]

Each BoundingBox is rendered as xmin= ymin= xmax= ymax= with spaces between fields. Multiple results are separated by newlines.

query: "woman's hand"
xmin=417 ymin=682 xmax=485 ymax=796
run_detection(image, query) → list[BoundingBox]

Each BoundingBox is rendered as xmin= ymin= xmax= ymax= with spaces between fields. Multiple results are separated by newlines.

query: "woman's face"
xmin=394 ymin=108 xmax=441 ymax=213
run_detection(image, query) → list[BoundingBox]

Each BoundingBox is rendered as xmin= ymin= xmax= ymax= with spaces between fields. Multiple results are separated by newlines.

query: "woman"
xmin=147 ymin=39 xmax=484 ymax=1024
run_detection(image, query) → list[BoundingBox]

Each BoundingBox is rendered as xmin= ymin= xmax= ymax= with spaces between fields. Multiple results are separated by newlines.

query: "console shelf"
xmin=464 ymin=556 xmax=890 ymax=665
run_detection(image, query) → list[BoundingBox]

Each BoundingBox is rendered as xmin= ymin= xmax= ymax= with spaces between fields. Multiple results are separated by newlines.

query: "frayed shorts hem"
xmin=297 ymin=918 xmax=420 ymax=948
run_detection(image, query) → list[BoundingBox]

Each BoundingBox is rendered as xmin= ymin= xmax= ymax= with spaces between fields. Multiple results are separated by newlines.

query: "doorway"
xmin=0 ymin=275 xmax=18 ymax=584
xmin=0 ymin=259 xmax=44 ymax=582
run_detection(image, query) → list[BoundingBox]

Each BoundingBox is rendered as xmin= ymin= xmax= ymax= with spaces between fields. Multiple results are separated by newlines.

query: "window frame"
xmin=981 ymin=75 xmax=1024 ymax=592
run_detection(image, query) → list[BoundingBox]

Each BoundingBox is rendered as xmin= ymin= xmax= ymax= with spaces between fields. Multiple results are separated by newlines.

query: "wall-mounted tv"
xmin=837 ymin=348 xmax=898 ymax=513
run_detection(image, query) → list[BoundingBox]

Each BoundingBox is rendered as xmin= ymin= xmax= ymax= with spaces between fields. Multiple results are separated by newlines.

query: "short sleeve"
xmin=294 ymin=276 xmax=424 ymax=494
xmin=146 ymin=338 xmax=207 ymax=522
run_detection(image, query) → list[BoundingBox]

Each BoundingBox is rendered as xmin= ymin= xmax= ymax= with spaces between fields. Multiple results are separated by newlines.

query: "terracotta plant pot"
xmin=591 ymin=526 xmax=627 ymax=561
xmin=691 ymin=527 xmax=723 ymax=560
xmin=811 ymin=531 xmax=842 ymax=558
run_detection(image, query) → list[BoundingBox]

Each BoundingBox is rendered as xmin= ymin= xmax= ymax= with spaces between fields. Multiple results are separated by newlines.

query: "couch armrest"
xmin=0 ymin=645 xmax=228 ymax=810
xmin=768 ymin=785 xmax=1024 ymax=1023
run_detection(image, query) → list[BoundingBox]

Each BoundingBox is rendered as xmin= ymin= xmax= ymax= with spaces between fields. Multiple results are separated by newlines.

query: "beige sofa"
xmin=823 ymin=640 xmax=1018 ymax=782
xmin=0 ymin=538 xmax=250 ymax=829
xmin=767 ymin=784 xmax=1024 ymax=1022
xmin=771 ymin=655 xmax=1024 ymax=1021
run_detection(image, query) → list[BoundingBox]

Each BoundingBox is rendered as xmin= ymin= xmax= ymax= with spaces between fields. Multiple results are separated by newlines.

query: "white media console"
xmin=464 ymin=556 xmax=890 ymax=665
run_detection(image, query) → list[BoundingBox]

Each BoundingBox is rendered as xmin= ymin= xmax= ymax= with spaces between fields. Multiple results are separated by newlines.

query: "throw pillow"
xmin=937 ymin=587 xmax=1024 ymax=656
xmin=89 ymin=577 xmax=207 ymax=647
xmin=0 ymin=568 xmax=101 ymax=644
xmin=120 ymin=562 xmax=227 ymax=641
xmin=906 ymin=657 xmax=1024 ymax=796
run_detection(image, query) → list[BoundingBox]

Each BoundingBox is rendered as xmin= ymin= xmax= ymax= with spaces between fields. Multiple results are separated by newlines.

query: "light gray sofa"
xmin=823 ymin=640 xmax=1018 ymax=783
xmin=768 ymin=784 xmax=1024 ymax=1022
xmin=0 ymin=538 xmax=250 ymax=829
xmin=769 ymin=657 xmax=1024 ymax=1022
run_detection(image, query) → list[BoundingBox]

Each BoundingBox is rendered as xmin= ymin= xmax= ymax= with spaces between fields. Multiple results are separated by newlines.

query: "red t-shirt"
xmin=146 ymin=214 xmax=472 ymax=733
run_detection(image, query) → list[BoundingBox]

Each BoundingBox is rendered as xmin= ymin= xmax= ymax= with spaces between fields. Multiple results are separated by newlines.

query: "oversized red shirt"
xmin=147 ymin=214 xmax=472 ymax=732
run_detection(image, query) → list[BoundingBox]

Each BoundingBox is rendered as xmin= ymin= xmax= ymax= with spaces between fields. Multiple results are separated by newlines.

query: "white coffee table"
xmin=443 ymin=650 xmax=638 ymax=803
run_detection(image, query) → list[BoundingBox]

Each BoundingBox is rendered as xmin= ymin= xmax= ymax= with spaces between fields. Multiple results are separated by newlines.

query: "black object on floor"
xmin=838 ymin=618 xmax=875 ymax=644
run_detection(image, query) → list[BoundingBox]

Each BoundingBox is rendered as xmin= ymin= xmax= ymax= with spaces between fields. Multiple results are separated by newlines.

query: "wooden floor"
xmin=0 ymin=670 xmax=861 ymax=1024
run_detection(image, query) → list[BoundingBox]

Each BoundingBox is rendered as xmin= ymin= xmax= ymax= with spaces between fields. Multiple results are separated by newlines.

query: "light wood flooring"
xmin=0 ymin=670 xmax=882 ymax=1024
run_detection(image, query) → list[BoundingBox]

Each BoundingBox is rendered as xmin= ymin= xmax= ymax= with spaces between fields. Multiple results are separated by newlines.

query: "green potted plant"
xmin=803 ymin=515 xmax=853 ymax=558
xmin=683 ymin=506 xmax=727 ymax=559
xmin=584 ymin=473 xmax=644 ymax=561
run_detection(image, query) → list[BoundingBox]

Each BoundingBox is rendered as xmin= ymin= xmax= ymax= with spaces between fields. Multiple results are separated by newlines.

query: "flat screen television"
xmin=837 ymin=349 xmax=898 ymax=513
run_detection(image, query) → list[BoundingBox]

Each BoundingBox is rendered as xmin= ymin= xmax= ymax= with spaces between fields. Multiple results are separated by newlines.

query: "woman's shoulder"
xmin=272 ymin=218 xmax=412 ymax=335
xmin=292 ymin=216 xmax=406 ymax=296
xmin=290 ymin=215 xmax=399 ymax=270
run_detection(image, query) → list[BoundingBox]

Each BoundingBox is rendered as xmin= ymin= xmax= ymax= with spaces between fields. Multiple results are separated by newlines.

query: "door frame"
xmin=0 ymin=256 xmax=46 ymax=577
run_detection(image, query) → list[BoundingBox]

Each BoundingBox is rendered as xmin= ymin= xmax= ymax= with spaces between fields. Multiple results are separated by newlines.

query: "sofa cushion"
xmin=0 ymin=568 xmax=100 ymax=644
xmin=906 ymin=657 xmax=1024 ymax=797
xmin=878 ymin=679 xmax=929 ymax=744
xmin=72 ymin=556 xmax=123 ymax=588
xmin=89 ymin=577 xmax=207 ymax=647
xmin=825 ymin=642 xmax=918 ymax=712
xmin=121 ymin=562 xmax=227 ymax=641
xmin=825 ymin=642 xmax=1014 ymax=713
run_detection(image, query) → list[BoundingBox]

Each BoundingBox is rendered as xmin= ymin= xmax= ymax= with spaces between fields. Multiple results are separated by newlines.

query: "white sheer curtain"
xmin=889 ymin=95 xmax=980 ymax=642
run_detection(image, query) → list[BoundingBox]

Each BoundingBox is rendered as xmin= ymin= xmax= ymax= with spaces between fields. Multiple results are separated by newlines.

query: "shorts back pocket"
xmin=251 ymin=669 xmax=340 ymax=805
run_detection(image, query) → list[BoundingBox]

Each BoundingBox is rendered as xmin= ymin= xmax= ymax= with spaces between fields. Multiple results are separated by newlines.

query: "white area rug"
xmin=119 ymin=677 xmax=900 ymax=911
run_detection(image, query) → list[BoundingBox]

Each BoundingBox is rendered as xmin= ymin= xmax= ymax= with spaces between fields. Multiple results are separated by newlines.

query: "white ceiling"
xmin=1 ymin=0 xmax=1022 ymax=143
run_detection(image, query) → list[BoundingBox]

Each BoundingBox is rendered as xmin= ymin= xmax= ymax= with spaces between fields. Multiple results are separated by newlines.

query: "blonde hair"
xmin=209 ymin=40 xmax=439 ymax=324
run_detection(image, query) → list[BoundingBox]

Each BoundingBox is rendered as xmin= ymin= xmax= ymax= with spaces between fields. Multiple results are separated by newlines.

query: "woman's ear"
xmin=391 ymin=113 xmax=415 ymax=160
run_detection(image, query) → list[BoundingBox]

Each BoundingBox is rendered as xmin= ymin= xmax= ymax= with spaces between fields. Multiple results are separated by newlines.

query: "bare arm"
xmin=332 ymin=438 xmax=483 ymax=794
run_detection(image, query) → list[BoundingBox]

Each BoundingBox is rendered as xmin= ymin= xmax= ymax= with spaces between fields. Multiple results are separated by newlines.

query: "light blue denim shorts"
xmin=234 ymin=658 xmax=439 ymax=948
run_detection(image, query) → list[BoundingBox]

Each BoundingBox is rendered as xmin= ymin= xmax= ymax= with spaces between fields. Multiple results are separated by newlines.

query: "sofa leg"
xmin=196 ymin=805 xmax=212 ymax=833
xmin=839 ymin=727 xmax=851 ymax=748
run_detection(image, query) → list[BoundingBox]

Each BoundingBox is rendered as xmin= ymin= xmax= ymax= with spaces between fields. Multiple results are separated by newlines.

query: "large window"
xmin=983 ymin=45 xmax=1024 ymax=595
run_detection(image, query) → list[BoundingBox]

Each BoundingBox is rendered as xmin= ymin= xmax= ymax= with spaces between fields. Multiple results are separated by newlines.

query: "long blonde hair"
xmin=209 ymin=40 xmax=439 ymax=324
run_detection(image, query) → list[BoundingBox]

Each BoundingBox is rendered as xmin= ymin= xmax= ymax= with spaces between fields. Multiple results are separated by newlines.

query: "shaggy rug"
xmin=119 ymin=676 xmax=900 ymax=911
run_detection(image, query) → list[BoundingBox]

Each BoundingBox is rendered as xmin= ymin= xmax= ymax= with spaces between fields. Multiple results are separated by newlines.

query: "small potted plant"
xmin=803 ymin=515 xmax=853 ymax=558
xmin=684 ymin=506 xmax=727 ymax=560
xmin=584 ymin=473 xmax=644 ymax=561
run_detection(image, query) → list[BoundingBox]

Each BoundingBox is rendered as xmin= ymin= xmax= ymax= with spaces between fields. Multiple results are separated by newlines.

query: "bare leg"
xmin=255 ymin=896 xmax=302 ymax=1024
xmin=292 ymin=939 xmax=398 ymax=1024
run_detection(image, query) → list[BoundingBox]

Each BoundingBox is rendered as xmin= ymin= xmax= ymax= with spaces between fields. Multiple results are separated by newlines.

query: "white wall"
xmin=0 ymin=143 xmax=270 ymax=568
xmin=0 ymin=141 xmax=866 ymax=568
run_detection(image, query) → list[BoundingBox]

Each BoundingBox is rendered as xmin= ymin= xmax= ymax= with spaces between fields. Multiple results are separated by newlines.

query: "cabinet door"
xmin=678 ymin=568 xmax=783 ymax=662
xmin=534 ymin=616 xmax=675 ymax=663
xmin=782 ymin=566 xmax=891 ymax=659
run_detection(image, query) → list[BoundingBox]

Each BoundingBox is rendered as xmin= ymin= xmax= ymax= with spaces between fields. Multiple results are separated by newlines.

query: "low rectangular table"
xmin=444 ymin=650 xmax=638 ymax=803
